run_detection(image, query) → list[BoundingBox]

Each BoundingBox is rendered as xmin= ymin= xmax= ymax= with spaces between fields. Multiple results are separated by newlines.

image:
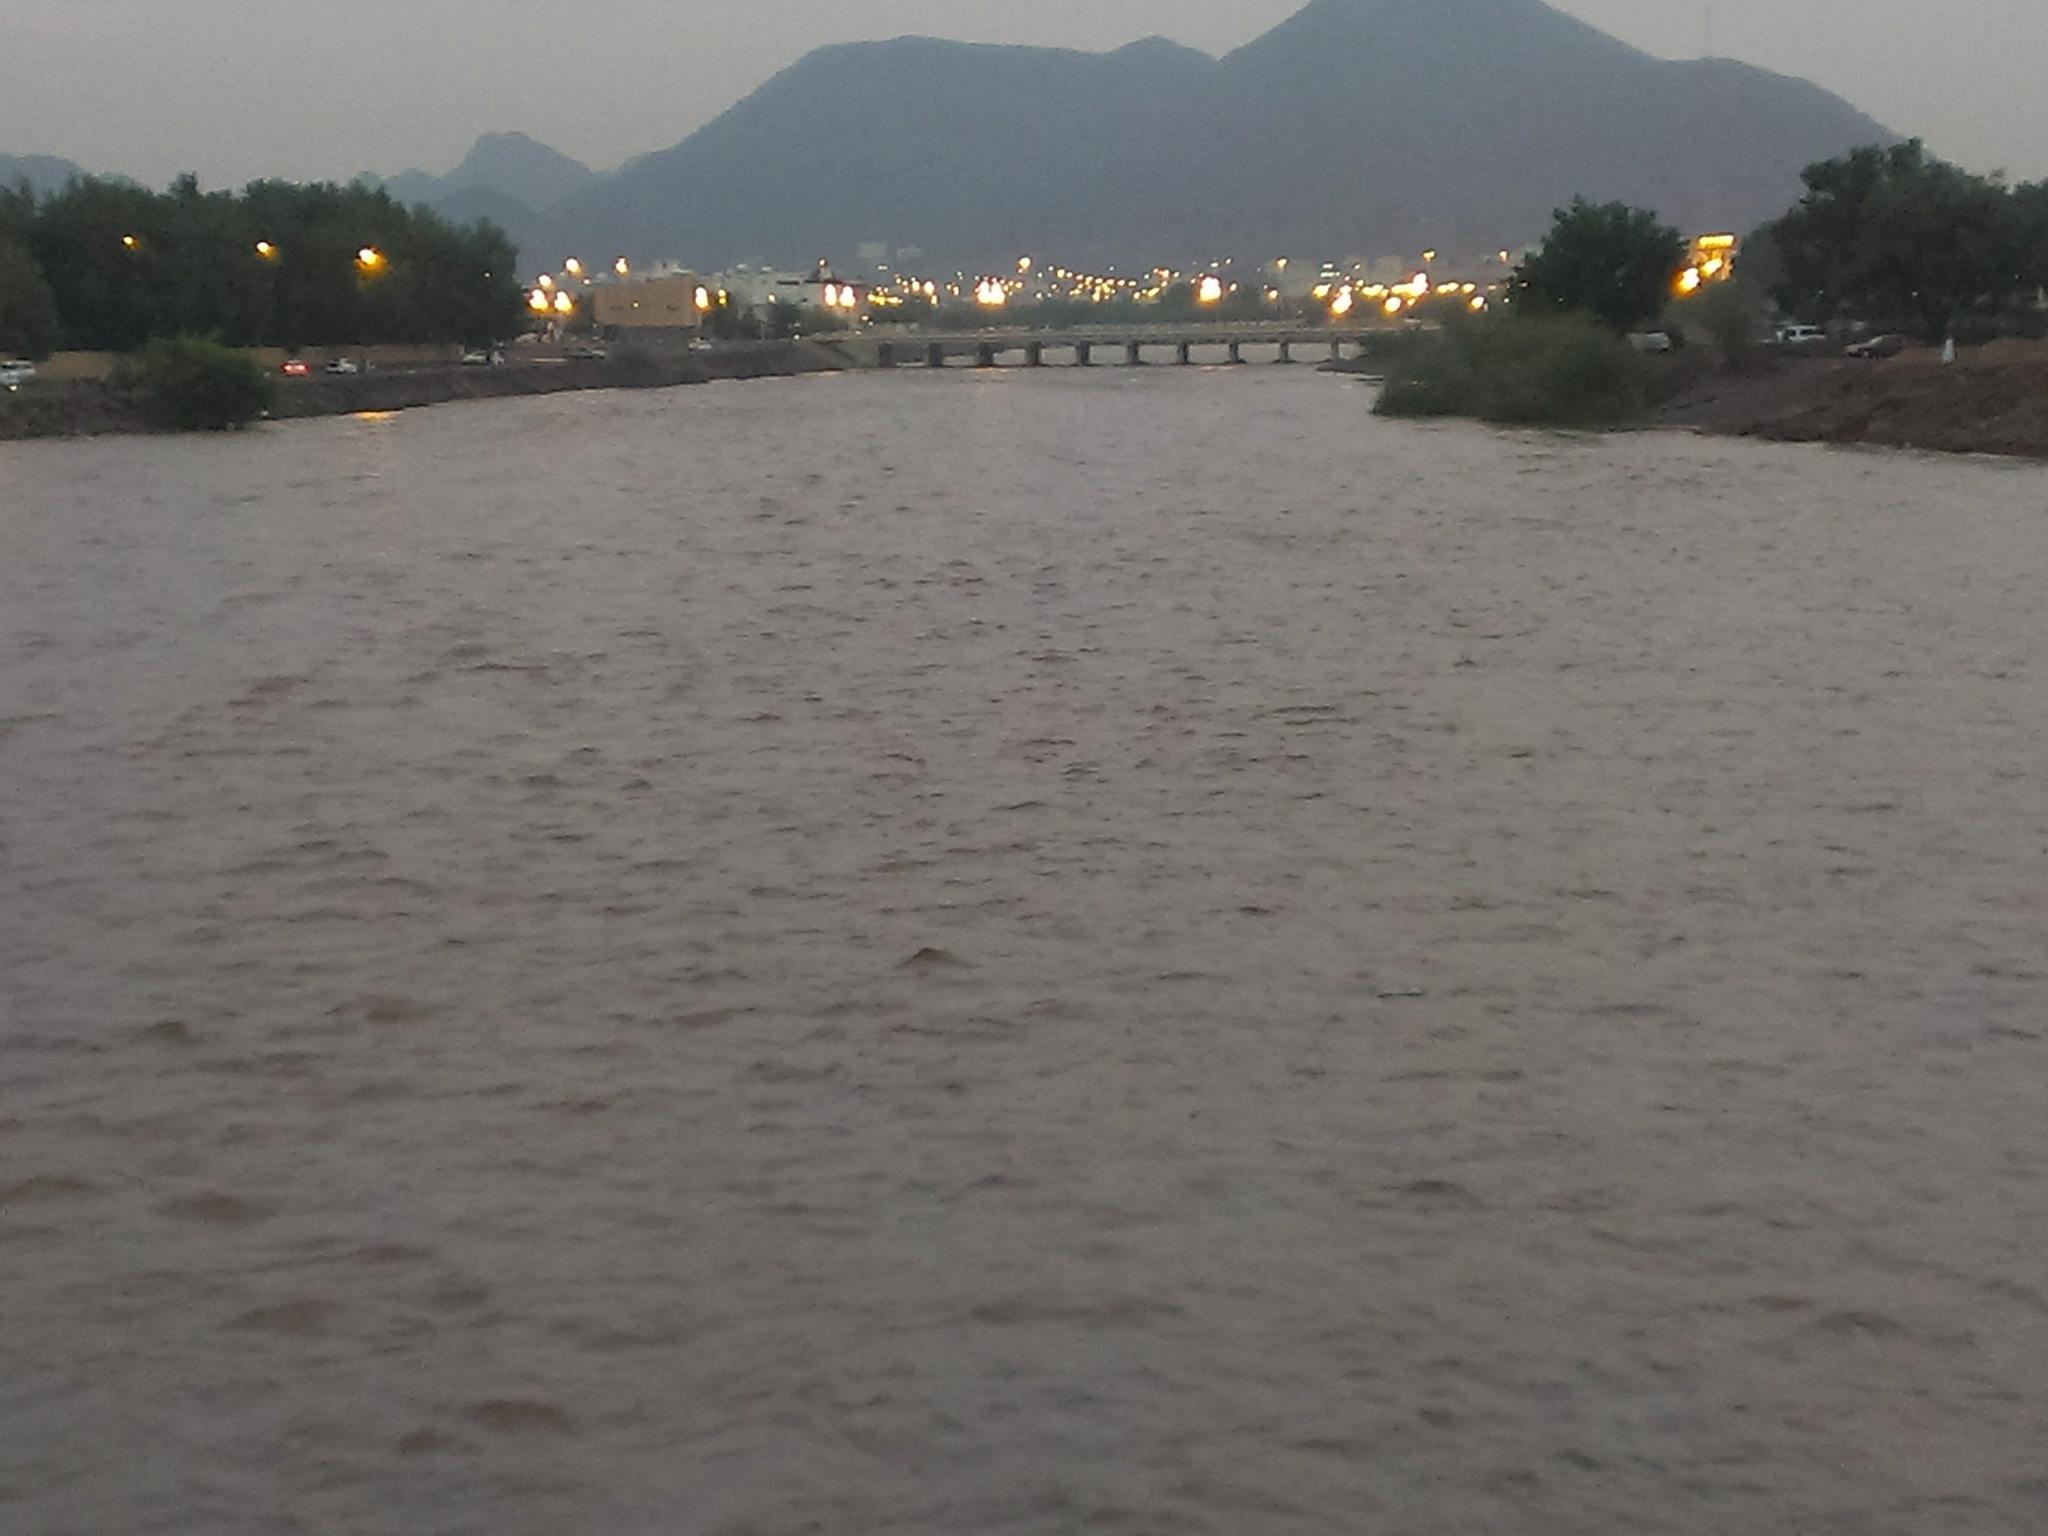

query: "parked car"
xmin=280 ymin=358 xmax=311 ymax=376
xmin=1628 ymin=331 xmax=1674 ymax=354
xmin=460 ymin=349 xmax=503 ymax=367
xmin=687 ymin=338 xmax=714 ymax=354
xmin=1774 ymin=324 xmax=1826 ymax=346
xmin=0 ymin=360 xmax=36 ymax=390
xmin=564 ymin=343 xmax=608 ymax=361
xmin=1845 ymin=333 xmax=1907 ymax=360
xmin=324 ymin=358 xmax=361 ymax=376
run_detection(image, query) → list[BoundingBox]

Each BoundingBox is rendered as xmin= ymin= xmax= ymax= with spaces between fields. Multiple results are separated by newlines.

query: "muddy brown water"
xmin=3 ymin=369 xmax=2046 ymax=1535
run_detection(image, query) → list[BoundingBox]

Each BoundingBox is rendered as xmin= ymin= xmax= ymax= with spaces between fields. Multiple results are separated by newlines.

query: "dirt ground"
xmin=1655 ymin=338 xmax=2048 ymax=459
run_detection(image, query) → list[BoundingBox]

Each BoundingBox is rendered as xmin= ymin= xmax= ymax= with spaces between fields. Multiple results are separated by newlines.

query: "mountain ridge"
xmin=524 ymin=0 xmax=1890 ymax=268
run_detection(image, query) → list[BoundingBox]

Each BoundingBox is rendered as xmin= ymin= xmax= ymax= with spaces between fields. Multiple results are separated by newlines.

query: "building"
xmin=591 ymin=274 xmax=707 ymax=332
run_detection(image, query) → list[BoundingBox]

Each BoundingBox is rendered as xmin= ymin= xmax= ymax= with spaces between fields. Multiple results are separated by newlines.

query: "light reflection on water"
xmin=3 ymin=370 xmax=2047 ymax=1535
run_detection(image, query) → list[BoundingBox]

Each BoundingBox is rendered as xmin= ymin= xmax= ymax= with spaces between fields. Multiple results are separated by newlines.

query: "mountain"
xmin=435 ymin=132 xmax=597 ymax=209
xmin=536 ymin=0 xmax=1892 ymax=268
xmin=0 ymin=154 xmax=89 ymax=196
xmin=364 ymin=132 xmax=596 ymax=249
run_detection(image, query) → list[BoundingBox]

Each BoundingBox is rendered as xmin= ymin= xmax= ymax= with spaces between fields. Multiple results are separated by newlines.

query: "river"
xmin=3 ymin=368 xmax=2046 ymax=1534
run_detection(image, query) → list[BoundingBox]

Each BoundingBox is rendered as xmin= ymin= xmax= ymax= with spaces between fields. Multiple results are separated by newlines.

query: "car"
xmin=280 ymin=358 xmax=311 ymax=376
xmin=564 ymin=343 xmax=608 ymax=361
xmin=324 ymin=358 xmax=361 ymax=376
xmin=1774 ymin=324 xmax=1826 ymax=346
xmin=460 ymin=349 xmax=503 ymax=367
xmin=1628 ymin=331 xmax=1674 ymax=354
xmin=0 ymin=360 xmax=36 ymax=390
xmin=1845 ymin=333 xmax=1906 ymax=360
xmin=687 ymin=338 xmax=714 ymax=353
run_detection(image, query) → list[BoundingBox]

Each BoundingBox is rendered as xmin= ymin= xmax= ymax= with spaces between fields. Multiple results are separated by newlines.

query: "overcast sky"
xmin=4 ymin=0 xmax=2043 ymax=187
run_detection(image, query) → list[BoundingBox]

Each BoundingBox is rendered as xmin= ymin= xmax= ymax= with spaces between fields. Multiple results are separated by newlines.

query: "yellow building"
xmin=591 ymin=274 xmax=707 ymax=331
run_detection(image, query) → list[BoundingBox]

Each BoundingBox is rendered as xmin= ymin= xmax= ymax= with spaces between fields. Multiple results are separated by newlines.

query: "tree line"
xmin=1764 ymin=140 xmax=2048 ymax=343
xmin=0 ymin=175 xmax=526 ymax=357
xmin=1507 ymin=140 xmax=2048 ymax=344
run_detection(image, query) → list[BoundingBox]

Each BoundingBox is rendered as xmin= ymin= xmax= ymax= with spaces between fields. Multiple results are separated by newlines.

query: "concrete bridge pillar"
xmin=1228 ymin=341 xmax=1243 ymax=365
xmin=1276 ymin=340 xmax=1294 ymax=365
xmin=1075 ymin=343 xmax=1092 ymax=367
xmin=926 ymin=342 xmax=945 ymax=368
xmin=1025 ymin=342 xmax=1044 ymax=367
xmin=1330 ymin=337 xmax=1343 ymax=362
xmin=1176 ymin=341 xmax=1193 ymax=366
xmin=877 ymin=342 xmax=896 ymax=368
xmin=977 ymin=343 xmax=999 ymax=369
xmin=1126 ymin=340 xmax=1144 ymax=367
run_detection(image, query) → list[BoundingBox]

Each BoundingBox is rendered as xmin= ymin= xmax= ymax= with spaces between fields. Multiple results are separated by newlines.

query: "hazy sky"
xmin=4 ymin=0 xmax=2043 ymax=187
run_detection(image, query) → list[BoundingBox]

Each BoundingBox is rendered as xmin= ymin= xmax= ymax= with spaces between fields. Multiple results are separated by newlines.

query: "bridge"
xmin=812 ymin=322 xmax=1387 ymax=369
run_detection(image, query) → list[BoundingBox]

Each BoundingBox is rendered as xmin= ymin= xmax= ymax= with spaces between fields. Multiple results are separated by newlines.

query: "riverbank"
xmin=0 ymin=340 xmax=848 ymax=440
xmin=1654 ymin=339 xmax=2048 ymax=460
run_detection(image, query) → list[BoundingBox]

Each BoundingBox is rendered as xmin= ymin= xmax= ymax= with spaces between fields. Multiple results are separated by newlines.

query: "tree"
xmin=1766 ymin=140 xmax=2035 ymax=342
xmin=17 ymin=175 xmax=524 ymax=352
xmin=119 ymin=335 xmax=274 ymax=430
xmin=1672 ymin=276 xmax=1771 ymax=365
xmin=0 ymin=236 xmax=59 ymax=357
xmin=1509 ymin=199 xmax=1687 ymax=334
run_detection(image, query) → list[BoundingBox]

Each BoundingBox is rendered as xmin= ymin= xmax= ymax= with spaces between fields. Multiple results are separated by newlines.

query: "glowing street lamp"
xmin=694 ymin=285 xmax=713 ymax=312
xmin=614 ymin=257 xmax=631 ymax=278
xmin=254 ymin=240 xmax=278 ymax=260
xmin=356 ymin=246 xmax=386 ymax=273
xmin=564 ymin=257 xmax=584 ymax=278
xmin=974 ymin=278 xmax=1007 ymax=308
xmin=528 ymin=288 xmax=552 ymax=314
xmin=537 ymin=274 xmax=554 ymax=291
xmin=552 ymin=291 xmax=575 ymax=316
xmin=1196 ymin=274 xmax=1224 ymax=305
xmin=121 ymin=234 xmax=140 ymax=252
xmin=1329 ymin=286 xmax=1355 ymax=318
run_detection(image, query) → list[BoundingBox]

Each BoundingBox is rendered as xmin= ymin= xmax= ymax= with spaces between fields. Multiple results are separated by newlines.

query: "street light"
xmin=121 ymin=234 xmax=140 ymax=252
xmin=614 ymin=257 xmax=630 ymax=278
xmin=255 ymin=240 xmax=277 ymax=260
xmin=564 ymin=257 xmax=584 ymax=278
xmin=357 ymin=247 xmax=386 ymax=273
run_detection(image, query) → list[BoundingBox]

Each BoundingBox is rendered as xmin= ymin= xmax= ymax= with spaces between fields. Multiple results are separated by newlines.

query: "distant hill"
xmin=363 ymin=132 xmax=596 ymax=251
xmin=0 ymin=154 xmax=89 ymax=196
xmin=532 ymin=0 xmax=1892 ymax=268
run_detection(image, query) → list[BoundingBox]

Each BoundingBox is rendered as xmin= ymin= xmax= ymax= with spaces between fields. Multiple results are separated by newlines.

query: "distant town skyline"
xmin=5 ymin=0 xmax=2046 ymax=189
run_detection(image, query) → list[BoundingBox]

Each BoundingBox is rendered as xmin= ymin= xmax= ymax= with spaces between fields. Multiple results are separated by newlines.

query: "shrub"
xmin=1375 ymin=313 xmax=1649 ymax=427
xmin=119 ymin=335 xmax=274 ymax=430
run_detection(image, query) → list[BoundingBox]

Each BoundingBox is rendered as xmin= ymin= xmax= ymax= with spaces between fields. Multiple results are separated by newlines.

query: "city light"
xmin=1383 ymin=296 xmax=1404 ymax=316
xmin=695 ymin=285 xmax=712 ymax=311
xmin=254 ymin=240 xmax=277 ymax=260
xmin=975 ymin=278 xmax=1007 ymax=307
xmin=564 ymin=258 xmax=584 ymax=277
xmin=552 ymin=291 xmax=574 ymax=315
xmin=121 ymin=234 xmax=140 ymax=252
xmin=538 ymin=274 xmax=554 ymax=290
xmin=615 ymin=257 xmax=630 ymax=278
xmin=1329 ymin=287 xmax=1355 ymax=317
xmin=1196 ymin=275 xmax=1225 ymax=305
xmin=357 ymin=247 xmax=386 ymax=272
xmin=1018 ymin=256 xmax=1033 ymax=275
xmin=528 ymin=288 xmax=552 ymax=314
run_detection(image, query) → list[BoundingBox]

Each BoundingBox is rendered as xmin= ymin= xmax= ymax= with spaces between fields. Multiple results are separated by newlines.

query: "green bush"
xmin=120 ymin=335 xmax=274 ymax=430
xmin=1374 ymin=313 xmax=1649 ymax=427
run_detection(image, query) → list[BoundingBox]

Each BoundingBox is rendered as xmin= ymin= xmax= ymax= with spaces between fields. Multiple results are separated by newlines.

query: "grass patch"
xmin=1374 ymin=314 xmax=1653 ymax=428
